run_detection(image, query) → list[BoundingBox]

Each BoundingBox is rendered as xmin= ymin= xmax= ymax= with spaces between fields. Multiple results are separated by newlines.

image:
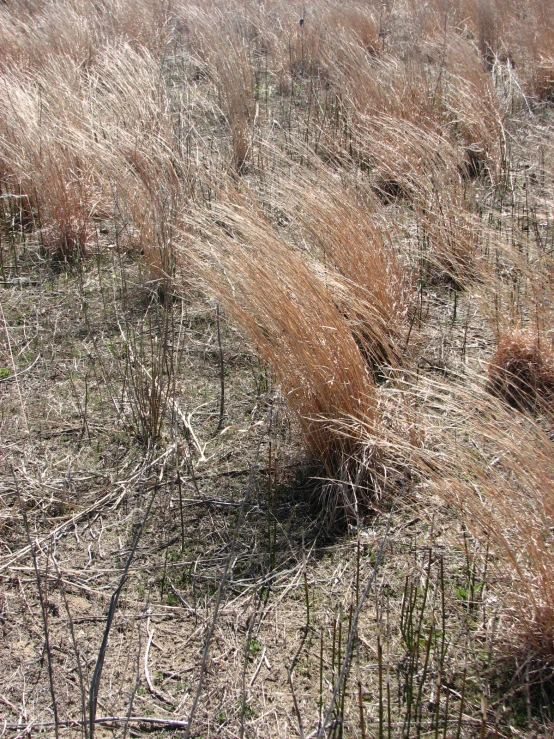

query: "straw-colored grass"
xmin=179 ymin=192 xmax=376 ymax=478
xmin=255 ymin=152 xmax=410 ymax=371
xmin=488 ymin=329 xmax=554 ymax=411
xmin=3 ymin=0 xmax=554 ymax=692
xmin=343 ymin=370 xmax=554 ymax=660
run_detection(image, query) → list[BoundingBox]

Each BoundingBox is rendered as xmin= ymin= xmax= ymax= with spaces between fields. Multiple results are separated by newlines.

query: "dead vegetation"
xmin=488 ymin=329 xmax=554 ymax=410
xmin=2 ymin=0 xmax=554 ymax=736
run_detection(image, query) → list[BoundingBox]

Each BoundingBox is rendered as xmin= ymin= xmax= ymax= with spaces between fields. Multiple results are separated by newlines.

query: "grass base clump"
xmin=488 ymin=329 xmax=554 ymax=411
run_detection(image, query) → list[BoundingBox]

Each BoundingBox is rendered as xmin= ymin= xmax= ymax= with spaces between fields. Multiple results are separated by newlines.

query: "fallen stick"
xmin=144 ymin=616 xmax=174 ymax=707
xmin=1 ymin=716 xmax=189 ymax=731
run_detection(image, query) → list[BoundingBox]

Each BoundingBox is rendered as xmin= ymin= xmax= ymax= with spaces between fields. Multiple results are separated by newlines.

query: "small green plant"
xmin=248 ymin=638 xmax=261 ymax=657
xmin=238 ymin=698 xmax=255 ymax=719
xmin=166 ymin=592 xmax=180 ymax=607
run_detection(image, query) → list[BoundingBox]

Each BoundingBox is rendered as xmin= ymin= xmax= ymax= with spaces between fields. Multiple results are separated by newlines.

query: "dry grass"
xmin=259 ymin=153 xmax=411 ymax=370
xmin=420 ymin=378 xmax=554 ymax=661
xmin=488 ymin=329 xmax=554 ymax=411
xmin=340 ymin=367 xmax=554 ymax=662
xmin=180 ymin=192 xmax=376 ymax=479
xmin=2 ymin=0 xmax=554 ymax=735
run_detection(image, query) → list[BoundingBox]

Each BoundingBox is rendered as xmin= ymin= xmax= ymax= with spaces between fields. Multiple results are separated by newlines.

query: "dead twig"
xmin=0 ymin=353 xmax=40 ymax=383
xmin=316 ymin=499 xmax=397 ymax=739
xmin=88 ymin=486 xmax=158 ymax=738
xmin=51 ymin=554 xmax=89 ymax=739
xmin=174 ymin=401 xmax=208 ymax=461
xmin=0 ymin=446 xmax=175 ymax=575
xmin=2 ymin=717 xmax=190 ymax=731
xmin=0 ymin=302 xmax=29 ymax=434
xmin=216 ymin=302 xmax=225 ymax=432
xmin=144 ymin=615 xmax=174 ymax=707
xmin=14 ymin=471 xmax=59 ymax=739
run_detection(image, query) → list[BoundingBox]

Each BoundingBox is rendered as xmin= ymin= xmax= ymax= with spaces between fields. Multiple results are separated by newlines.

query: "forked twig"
xmin=174 ymin=401 xmax=208 ymax=461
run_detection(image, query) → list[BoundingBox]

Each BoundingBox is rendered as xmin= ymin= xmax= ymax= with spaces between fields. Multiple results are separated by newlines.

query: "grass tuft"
xmin=488 ymin=329 xmax=554 ymax=411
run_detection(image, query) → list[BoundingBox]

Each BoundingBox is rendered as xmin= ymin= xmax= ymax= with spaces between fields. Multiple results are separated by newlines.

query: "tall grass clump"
xmin=440 ymin=390 xmax=554 ymax=662
xmin=86 ymin=42 xmax=194 ymax=281
xmin=181 ymin=3 xmax=259 ymax=172
xmin=488 ymin=329 xmax=554 ymax=412
xmin=338 ymin=114 xmax=487 ymax=285
xmin=436 ymin=35 xmax=506 ymax=179
xmin=0 ymin=61 xmax=98 ymax=262
xmin=309 ymin=41 xmax=503 ymax=285
xmin=264 ymin=157 xmax=410 ymax=373
xmin=346 ymin=372 xmax=554 ymax=662
xmin=0 ymin=0 xmax=170 ymax=72
xmin=179 ymin=190 xmax=378 ymax=496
